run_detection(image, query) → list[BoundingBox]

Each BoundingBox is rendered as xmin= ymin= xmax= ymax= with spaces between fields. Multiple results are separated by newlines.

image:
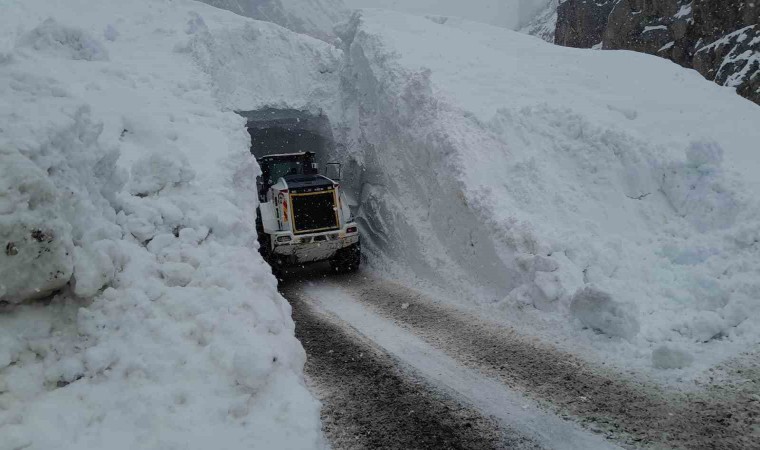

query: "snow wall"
xmin=333 ymin=10 xmax=760 ymax=375
xmin=0 ymin=0 xmax=332 ymax=448
xmin=196 ymin=0 xmax=349 ymax=42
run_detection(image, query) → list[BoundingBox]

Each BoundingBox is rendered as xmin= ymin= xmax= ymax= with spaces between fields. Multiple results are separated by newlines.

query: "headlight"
xmin=276 ymin=235 xmax=292 ymax=243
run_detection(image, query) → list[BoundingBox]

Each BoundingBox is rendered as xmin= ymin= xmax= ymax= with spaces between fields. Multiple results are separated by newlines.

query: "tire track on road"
xmin=333 ymin=273 xmax=759 ymax=450
xmin=284 ymin=280 xmax=537 ymax=450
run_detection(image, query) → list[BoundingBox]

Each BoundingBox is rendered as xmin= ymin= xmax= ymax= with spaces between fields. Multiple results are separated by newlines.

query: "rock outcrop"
xmin=556 ymin=0 xmax=760 ymax=105
xmin=555 ymin=0 xmax=616 ymax=47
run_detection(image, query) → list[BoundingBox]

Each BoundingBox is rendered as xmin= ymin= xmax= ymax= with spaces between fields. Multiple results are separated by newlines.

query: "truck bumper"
xmin=271 ymin=234 xmax=359 ymax=265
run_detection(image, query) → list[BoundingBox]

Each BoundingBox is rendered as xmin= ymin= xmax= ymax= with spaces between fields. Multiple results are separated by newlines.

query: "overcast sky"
xmin=341 ymin=0 xmax=550 ymax=30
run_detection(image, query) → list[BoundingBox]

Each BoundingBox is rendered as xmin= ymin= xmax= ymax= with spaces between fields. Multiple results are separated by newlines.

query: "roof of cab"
xmin=282 ymin=174 xmax=335 ymax=191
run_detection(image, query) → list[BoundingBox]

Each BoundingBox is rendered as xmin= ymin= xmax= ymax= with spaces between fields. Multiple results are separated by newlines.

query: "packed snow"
xmin=196 ymin=0 xmax=349 ymax=42
xmin=0 ymin=0 xmax=330 ymax=448
xmin=335 ymin=10 xmax=760 ymax=379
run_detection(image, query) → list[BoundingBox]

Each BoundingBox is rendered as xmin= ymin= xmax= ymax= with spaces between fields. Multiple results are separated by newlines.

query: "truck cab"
xmin=256 ymin=151 xmax=360 ymax=277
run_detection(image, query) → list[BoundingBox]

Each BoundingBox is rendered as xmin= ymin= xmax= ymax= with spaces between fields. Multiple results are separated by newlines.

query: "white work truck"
xmin=255 ymin=151 xmax=360 ymax=276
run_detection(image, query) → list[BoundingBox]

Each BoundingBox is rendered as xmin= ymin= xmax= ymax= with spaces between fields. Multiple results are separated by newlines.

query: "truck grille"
xmin=291 ymin=190 xmax=339 ymax=234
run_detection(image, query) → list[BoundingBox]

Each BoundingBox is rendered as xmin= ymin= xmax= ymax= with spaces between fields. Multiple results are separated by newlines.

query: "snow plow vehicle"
xmin=255 ymin=151 xmax=360 ymax=277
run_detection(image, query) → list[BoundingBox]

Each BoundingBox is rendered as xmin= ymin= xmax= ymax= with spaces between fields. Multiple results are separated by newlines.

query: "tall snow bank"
xmin=0 ymin=0 xmax=325 ymax=448
xmin=337 ymin=10 xmax=760 ymax=376
xmin=181 ymin=10 xmax=341 ymax=111
xmin=197 ymin=0 xmax=349 ymax=42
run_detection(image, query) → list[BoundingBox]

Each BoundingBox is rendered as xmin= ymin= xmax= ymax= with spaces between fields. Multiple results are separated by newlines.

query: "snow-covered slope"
xmin=343 ymin=0 xmax=552 ymax=30
xmin=0 ymin=0 xmax=331 ymax=448
xmin=520 ymin=0 xmax=557 ymax=42
xmin=337 ymin=10 xmax=760 ymax=377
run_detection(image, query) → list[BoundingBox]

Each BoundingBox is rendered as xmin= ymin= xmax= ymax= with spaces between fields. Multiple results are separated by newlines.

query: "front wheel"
xmin=330 ymin=241 xmax=361 ymax=273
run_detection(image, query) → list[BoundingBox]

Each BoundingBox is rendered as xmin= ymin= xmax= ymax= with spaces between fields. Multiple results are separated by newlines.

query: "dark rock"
xmin=556 ymin=0 xmax=760 ymax=105
xmin=556 ymin=0 xmax=616 ymax=47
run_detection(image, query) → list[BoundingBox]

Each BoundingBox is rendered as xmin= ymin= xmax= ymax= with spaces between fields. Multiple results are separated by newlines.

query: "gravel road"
xmin=281 ymin=267 xmax=760 ymax=449
xmin=285 ymin=282 xmax=538 ymax=449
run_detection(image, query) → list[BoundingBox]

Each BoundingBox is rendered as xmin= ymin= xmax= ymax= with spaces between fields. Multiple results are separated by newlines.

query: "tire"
xmin=330 ymin=241 xmax=361 ymax=273
xmin=256 ymin=208 xmax=269 ymax=258
xmin=256 ymin=208 xmax=284 ymax=280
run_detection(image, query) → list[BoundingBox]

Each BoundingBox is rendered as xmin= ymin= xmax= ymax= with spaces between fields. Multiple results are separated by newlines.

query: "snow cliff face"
xmin=336 ymin=10 xmax=760 ymax=375
xmin=0 ymin=1 xmax=328 ymax=448
xmin=556 ymin=0 xmax=760 ymax=105
xmin=197 ymin=0 xmax=349 ymax=41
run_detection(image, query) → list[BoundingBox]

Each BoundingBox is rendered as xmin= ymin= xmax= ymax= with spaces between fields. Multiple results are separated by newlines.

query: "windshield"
xmin=268 ymin=161 xmax=303 ymax=183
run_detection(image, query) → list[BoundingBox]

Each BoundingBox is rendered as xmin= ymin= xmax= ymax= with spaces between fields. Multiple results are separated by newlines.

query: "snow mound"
xmin=0 ymin=107 xmax=124 ymax=303
xmin=1 ymin=0 xmax=325 ymax=447
xmin=337 ymin=10 xmax=760 ymax=376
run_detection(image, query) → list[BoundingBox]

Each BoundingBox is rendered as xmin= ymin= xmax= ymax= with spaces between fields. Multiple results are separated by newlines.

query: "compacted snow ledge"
xmin=0 ymin=1 xmax=325 ymax=448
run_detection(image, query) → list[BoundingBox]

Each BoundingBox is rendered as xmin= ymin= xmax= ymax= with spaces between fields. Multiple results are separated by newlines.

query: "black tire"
xmin=256 ymin=208 xmax=269 ymax=250
xmin=270 ymin=261 xmax=285 ymax=281
xmin=256 ymin=208 xmax=269 ymax=258
xmin=256 ymin=208 xmax=284 ymax=280
xmin=330 ymin=241 xmax=361 ymax=273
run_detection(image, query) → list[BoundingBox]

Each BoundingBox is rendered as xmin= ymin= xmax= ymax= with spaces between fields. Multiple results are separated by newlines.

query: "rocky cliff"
xmin=555 ymin=0 xmax=760 ymax=105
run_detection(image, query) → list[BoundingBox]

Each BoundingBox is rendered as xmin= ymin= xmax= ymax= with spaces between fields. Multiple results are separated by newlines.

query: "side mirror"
xmin=325 ymin=162 xmax=342 ymax=181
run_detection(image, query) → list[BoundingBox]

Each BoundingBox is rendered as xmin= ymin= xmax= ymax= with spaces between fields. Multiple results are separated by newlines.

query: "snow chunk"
xmin=1 ymin=106 xmax=124 ymax=304
xmin=0 ymin=150 xmax=73 ymax=303
xmin=570 ymin=286 xmax=640 ymax=340
xmin=160 ymin=261 xmax=196 ymax=287
xmin=17 ymin=18 xmax=108 ymax=61
xmin=71 ymin=240 xmax=118 ymax=297
xmin=652 ymin=345 xmax=694 ymax=370
xmin=128 ymin=152 xmax=196 ymax=196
